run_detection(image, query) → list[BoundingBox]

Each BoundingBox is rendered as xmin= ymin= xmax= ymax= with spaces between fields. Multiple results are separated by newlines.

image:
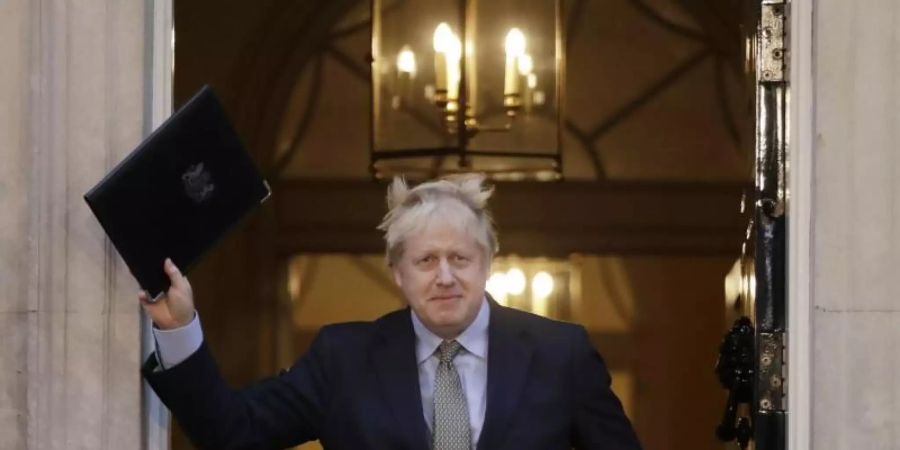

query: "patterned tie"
xmin=432 ymin=340 xmax=471 ymax=450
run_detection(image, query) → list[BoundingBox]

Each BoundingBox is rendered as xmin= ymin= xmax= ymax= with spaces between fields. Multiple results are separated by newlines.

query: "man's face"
xmin=392 ymin=222 xmax=489 ymax=338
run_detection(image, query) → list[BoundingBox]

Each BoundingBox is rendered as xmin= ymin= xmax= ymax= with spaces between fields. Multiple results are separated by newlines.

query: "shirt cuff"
xmin=152 ymin=313 xmax=204 ymax=370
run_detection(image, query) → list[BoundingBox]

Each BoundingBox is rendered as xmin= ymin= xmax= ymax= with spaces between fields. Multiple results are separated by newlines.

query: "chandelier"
xmin=370 ymin=0 xmax=564 ymax=181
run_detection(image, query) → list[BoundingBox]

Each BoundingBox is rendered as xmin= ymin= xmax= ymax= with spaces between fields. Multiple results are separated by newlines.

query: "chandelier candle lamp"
xmin=370 ymin=0 xmax=564 ymax=181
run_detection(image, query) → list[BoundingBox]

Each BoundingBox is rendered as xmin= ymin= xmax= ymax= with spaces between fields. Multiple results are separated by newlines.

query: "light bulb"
xmin=506 ymin=268 xmax=526 ymax=295
xmin=517 ymin=53 xmax=534 ymax=75
xmin=532 ymin=271 xmax=554 ymax=300
xmin=504 ymin=28 xmax=526 ymax=57
xmin=486 ymin=272 xmax=509 ymax=304
xmin=397 ymin=45 xmax=417 ymax=75
xmin=434 ymin=23 xmax=454 ymax=53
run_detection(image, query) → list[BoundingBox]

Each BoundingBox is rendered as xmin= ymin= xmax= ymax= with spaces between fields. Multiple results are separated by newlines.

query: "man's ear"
xmin=391 ymin=263 xmax=403 ymax=288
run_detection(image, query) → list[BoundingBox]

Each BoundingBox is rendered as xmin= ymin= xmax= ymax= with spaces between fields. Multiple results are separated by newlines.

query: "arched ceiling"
xmin=175 ymin=0 xmax=752 ymax=182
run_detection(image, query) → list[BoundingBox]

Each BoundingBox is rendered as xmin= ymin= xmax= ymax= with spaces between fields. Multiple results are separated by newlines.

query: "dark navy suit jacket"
xmin=144 ymin=300 xmax=642 ymax=450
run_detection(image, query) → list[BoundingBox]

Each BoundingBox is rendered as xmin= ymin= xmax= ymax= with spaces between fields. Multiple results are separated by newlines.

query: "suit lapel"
xmin=477 ymin=300 xmax=534 ymax=450
xmin=372 ymin=309 xmax=431 ymax=450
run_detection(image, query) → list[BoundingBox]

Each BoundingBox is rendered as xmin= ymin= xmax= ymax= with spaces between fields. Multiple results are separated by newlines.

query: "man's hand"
xmin=139 ymin=258 xmax=196 ymax=330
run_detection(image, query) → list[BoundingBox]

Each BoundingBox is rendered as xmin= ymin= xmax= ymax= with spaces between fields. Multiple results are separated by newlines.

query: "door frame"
xmin=143 ymin=0 xmax=174 ymax=449
xmin=787 ymin=0 xmax=813 ymax=448
xmin=141 ymin=0 xmax=816 ymax=448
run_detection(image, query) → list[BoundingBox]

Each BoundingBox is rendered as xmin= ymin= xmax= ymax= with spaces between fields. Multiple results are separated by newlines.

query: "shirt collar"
xmin=411 ymin=296 xmax=490 ymax=364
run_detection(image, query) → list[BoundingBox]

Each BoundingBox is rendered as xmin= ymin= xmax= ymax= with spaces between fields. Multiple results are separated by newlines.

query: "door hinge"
xmin=759 ymin=0 xmax=787 ymax=82
xmin=758 ymin=331 xmax=786 ymax=413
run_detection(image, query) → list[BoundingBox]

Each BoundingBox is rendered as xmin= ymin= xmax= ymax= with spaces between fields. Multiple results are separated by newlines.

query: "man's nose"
xmin=436 ymin=258 xmax=455 ymax=285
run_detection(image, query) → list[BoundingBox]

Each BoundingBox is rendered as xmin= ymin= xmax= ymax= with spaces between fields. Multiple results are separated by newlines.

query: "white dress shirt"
xmin=411 ymin=297 xmax=490 ymax=449
xmin=152 ymin=312 xmax=203 ymax=370
xmin=152 ymin=297 xmax=491 ymax=448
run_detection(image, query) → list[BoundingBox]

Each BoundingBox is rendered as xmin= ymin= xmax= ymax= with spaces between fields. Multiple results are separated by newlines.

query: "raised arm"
xmin=141 ymin=259 xmax=331 ymax=449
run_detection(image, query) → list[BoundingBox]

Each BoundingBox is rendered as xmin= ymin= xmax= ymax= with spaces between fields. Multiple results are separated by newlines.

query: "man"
xmin=141 ymin=174 xmax=642 ymax=449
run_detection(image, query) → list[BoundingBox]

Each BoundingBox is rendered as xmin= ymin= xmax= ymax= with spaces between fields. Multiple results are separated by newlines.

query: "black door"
xmin=716 ymin=1 xmax=787 ymax=449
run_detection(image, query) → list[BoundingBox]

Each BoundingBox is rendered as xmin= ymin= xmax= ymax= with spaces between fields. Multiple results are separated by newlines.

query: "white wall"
xmin=811 ymin=0 xmax=900 ymax=447
xmin=0 ymin=1 xmax=151 ymax=448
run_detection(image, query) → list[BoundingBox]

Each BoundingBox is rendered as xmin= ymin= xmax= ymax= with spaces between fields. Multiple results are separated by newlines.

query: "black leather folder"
xmin=84 ymin=85 xmax=271 ymax=299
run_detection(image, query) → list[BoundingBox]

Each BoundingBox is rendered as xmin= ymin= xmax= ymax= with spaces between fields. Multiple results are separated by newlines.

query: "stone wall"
xmin=812 ymin=0 xmax=900 ymax=447
xmin=0 ymin=0 xmax=151 ymax=448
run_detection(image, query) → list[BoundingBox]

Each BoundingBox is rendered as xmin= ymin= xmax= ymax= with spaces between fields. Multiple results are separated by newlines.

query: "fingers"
xmin=164 ymin=258 xmax=187 ymax=288
xmin=164 ymin=258 xmax=195 ymax=297
xmin=139 ymin=289 xmax=174 ymax=328
xmin=138 ymin=289 xmax=165 ymax=304
xmin=159 ymin=257 xmax=195 ymax=329
xmin=139 ymin=289 xmax=161 ymax=311
xmin=136 ymin=258 xmax=196 ymax=330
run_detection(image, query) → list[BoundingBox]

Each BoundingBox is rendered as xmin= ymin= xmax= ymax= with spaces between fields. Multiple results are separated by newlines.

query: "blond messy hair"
xmin=377 ymin=173 xmax=499 ymax=266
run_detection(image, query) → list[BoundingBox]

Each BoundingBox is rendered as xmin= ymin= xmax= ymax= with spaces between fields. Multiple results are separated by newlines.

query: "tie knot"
xmin=437 ymin=340 xmax=462 ymax=363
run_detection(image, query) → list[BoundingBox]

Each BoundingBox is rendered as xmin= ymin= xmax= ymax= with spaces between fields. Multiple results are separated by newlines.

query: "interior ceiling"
xmin=177 ymin=0 xmax=752 ymax=183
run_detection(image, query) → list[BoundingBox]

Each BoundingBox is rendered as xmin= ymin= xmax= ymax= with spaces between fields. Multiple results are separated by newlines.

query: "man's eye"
xmin=452 ymin=254 xmax=469 ymax=262
xmin=418 ymin=255 xmax=436 ymax=264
